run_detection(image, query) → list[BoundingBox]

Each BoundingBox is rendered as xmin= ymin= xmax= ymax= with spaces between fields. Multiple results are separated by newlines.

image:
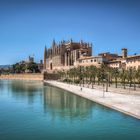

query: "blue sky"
xmin=0 ymin=0 xmax=140 ymax=65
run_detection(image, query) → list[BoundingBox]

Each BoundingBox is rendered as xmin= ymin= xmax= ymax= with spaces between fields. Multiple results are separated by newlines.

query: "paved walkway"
xmin=45 ymin=80 xmax=140 ymax=120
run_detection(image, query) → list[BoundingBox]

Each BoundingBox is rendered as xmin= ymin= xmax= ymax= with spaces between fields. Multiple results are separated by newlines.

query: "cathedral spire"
xmin=52 ymin=39 xmax=56 ymax=46
xmin=70 ymin=38 xmax=73 ymax=43
xmin=44 ymin=45 xmax=47 ymax=69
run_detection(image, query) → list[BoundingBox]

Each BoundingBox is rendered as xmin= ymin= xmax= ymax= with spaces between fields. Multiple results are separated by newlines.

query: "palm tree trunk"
xmin=92 ymin=77 xmax=94 ymax=89
xmin=138 ymin=80 xmax=140 ymax=88
xmin=123 ymin=79 xmax=126 ymax=89
xmin=115 ymin=77 xmax=117 ymax=88
xmin=109 ymin=75 xmax=110 ymax=87
xmin=134 ymin=79 xmax=136 ymax=90
xmin=83 ymin=78 xmax=84 ymax=87
xmin=86 ymin=76 xmax=87 ymax=86
xmin=106 ymin=80 xmax=108 ymax=92
xmin=94 ymin=77 xmax=95 ymax=84
xmin=98 ymin=78 xmax=100 ymax=85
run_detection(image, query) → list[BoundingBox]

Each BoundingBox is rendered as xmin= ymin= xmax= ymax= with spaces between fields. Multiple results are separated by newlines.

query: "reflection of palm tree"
xmin=43 ymin=85 xmax=94 ymax=119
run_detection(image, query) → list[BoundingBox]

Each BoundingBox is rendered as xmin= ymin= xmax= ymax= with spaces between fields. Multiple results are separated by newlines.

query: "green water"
xmin=0 ymin=80 xmax=140 ymax=140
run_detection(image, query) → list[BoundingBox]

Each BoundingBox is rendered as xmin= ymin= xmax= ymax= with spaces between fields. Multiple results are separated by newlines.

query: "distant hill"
xmin=0 ymin=65 xmax=11 ymax=69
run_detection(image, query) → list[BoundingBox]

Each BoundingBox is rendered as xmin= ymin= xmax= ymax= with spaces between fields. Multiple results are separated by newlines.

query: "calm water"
xmin=0 ymin=80 xmax=140 ymax=140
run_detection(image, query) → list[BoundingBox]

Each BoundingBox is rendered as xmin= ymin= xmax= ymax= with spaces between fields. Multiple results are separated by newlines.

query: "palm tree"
xmin=74 ymin=67 xmax=80 ymax=85
xmin=89 ymin=65 xmax=97 ymax=88
xmin=57 ymin=71 xmax=62 ymax=80
xmin=127 ymin=68 xmax=133 ymax=88
xmin=96 ymin=67 xmax=102 ymax=85
xmin=136 ymin=68 xmax=140 ymax=88
xmin=84 ymin=66 xmax=89 ymax=86
xmin=100 ymin=64 xmax=109 ymax=92
xmin=77 ymin=66 xmax=83 ymax=86
xmin=68 ymin=68 xmax=73 ymax=84
xmin=81 ymin=66 xmax=86 ymax=87
xmin=131 ymin=68 xmax=137 ymax=90
xmin=108 ymin=67 xmax=114 ymax=87
xmin=112 ymin=68 xmax=120 ymax=88
xmin=69 ymin=67 xmax=77 ymax=84
xmin=120 ymin=68 xmax=127 ymax=89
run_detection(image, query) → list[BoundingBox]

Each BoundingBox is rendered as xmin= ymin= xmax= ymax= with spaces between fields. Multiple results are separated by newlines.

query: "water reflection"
xmin=7 ymin=80 xmax=43 ymax=104
xmin=0 ymin=80 xmax=111 ymax=120
xmin=0 ymin=80 xmax=4 ymax=91
xmin=1 ymin=80 xmax=140 ymax=140
xmin=10 ymin=80 xmax=43 ymax=93
xmin=43 ymin=85 xmax=94 ymax=119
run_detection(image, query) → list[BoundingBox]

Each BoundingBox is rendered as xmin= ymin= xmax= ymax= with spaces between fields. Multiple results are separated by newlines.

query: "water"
xmin=0 ymin=80 xmax=140 ymax=140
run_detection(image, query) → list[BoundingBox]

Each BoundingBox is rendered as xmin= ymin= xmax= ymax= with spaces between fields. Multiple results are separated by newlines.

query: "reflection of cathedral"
xmin=44 ymin=39 xmax=92 ymax=70
xmin=43 ymin=85 xmax=93 ymax=119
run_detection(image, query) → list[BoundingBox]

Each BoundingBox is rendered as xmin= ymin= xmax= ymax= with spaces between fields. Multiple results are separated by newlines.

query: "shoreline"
xmin=44 ymin=80 xmax=140 ymax=120
xmin=0 ymin=74 xmax=43 ymax=81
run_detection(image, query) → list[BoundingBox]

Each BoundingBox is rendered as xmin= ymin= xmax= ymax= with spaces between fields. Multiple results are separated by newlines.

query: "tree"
xmin=136 ymin=68 xmax=140 ymax=88
xmin=96 ymin=67 xmax=102 ymax=85
xmin=26 ymin=62 xmax=40 ymax=73
xmin=113 ymin=68 xmax=120 ymax=88
xmin=120 ymin=68 xmax=127 ymax=89
xmin=131 ymin=68 xmax=137 ymax=90
xmin=89 ymin=65 xmax=97 ymax=88
xmin=127 ymin=68 xmax=133 ymax=88
xmin=13 ymin=63 xmax=21 ymax=73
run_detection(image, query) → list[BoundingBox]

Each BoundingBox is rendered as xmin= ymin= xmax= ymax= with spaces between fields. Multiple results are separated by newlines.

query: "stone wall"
xmin=52 ymin=55 xmax=63 ymax=67
xmin=0 ymin=74 xmax=43 ymax=81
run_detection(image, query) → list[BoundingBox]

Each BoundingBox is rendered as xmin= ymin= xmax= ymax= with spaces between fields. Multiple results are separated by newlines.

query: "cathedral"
xmin=44 ymin=39 xmax=92 ymax=71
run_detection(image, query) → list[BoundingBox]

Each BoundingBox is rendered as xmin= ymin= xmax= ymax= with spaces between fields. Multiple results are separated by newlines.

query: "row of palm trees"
xmin=57 ymin=64 xmax=140 ymax=91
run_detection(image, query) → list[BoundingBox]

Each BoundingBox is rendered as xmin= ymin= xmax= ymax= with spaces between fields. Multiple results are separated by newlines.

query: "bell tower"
xmin=122 ymin=48 xmax=127 ymax=58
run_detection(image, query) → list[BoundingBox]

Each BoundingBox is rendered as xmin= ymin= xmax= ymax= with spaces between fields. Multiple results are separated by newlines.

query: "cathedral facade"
xmin=44 ymin=39 xmax=92 ymax=71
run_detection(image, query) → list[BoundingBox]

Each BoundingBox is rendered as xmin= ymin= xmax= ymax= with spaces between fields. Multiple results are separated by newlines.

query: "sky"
xmin=0 ymin=0 xmax=140 ymax=65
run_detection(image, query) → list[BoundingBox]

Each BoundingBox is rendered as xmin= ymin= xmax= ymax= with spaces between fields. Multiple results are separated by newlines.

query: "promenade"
xmin=45 ymin=80 xmax=140 ymax=120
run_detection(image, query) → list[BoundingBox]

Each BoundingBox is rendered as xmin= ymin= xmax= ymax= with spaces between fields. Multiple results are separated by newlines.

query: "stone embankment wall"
xmin=0 ymin=74 xmax=43 ymax=81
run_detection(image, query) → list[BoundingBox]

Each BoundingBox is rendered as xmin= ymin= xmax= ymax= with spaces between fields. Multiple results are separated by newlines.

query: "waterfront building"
xmin=43 ymin=39 xmax=92 ymax=71
xmin=76 ymin=56 xmax=108 ymax=67
xmin=43 ymin=40 xmax=140 ymax=71
xmin=108 ymin=48 xmax=140 ymax=70
xmin=125 ymin=54 xmax=140 ymax=69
